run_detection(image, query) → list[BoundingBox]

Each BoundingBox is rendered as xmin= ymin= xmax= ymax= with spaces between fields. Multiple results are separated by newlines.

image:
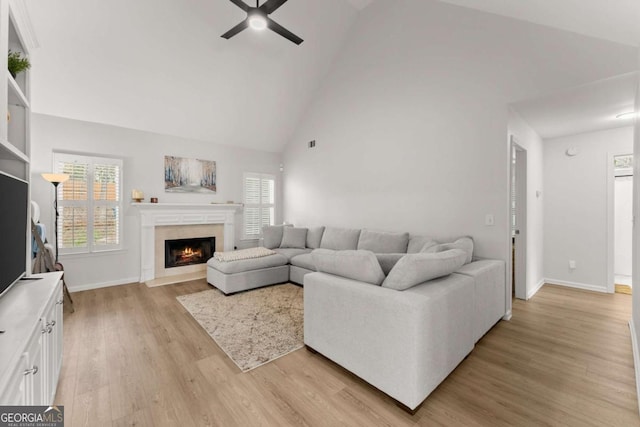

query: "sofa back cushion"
xmin=407 ymin=235 xmax=438 ymax=253
xmin=320 ymin=227 xmax=361 ymax=250
xmin=382 ymin=249 xmax=467 ymax=291
xmin=312 ymin=249 xmax=385 ymax=285
xmin=306 ymin=226 xmax=325 ymax=249
xmin=280 ymin=227 xmax=308 ymax=249
xmin=425 ymin=237 xmax=473 ymax=264
xmin=262 ymin=225 xmax=291 ymax=249
xmin=357 ymin=229 xmax=409 ymax=254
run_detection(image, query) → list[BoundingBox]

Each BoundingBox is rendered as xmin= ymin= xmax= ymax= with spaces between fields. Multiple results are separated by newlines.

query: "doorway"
xmin=510 ymin=137 xmax=527 ymax=300
xmin=612 ymin=153 xmax=633 ymax=294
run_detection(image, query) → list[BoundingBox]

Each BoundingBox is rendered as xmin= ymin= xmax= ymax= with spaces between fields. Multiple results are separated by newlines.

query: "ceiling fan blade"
xmin=267 ymin=17 xmax=303 ymax=45
xmin=228 ymin=0 xmax=250 ymax=12
xmin=259 ymin=0 xmax=288 ymax=14
xmin=221 ymin=19 xmax=249 ymax=39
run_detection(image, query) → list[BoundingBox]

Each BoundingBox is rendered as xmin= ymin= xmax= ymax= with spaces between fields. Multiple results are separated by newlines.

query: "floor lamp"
xmin=41 ymin=173 xmax=70 ymax=263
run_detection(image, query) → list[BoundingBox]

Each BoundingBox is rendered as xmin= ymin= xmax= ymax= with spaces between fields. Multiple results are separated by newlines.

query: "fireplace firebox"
xmin=165 ymin=237 xmax=215 ymax=268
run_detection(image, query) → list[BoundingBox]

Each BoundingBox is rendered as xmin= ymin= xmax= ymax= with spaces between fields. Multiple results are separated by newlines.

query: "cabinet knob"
xmin=56 ymin=299 xmax=63 ymax=305
xmin=23 ymin=365 xmax=38 ymax=376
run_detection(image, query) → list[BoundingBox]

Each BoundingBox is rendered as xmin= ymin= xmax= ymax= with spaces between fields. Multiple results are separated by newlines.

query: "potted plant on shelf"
xmin=8 ymin=50 xmax=30 ymax=78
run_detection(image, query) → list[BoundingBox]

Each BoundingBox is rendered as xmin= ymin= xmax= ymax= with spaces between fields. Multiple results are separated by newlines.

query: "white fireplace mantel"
xmin=132 ymin=203 xmax=242 ymax=282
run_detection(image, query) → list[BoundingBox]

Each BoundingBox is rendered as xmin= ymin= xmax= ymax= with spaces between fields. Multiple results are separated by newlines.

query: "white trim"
xmin=544 ymin=278 xmax=608 ymax=293
xmin=630 ymin=320 xmax=640 ymax=416
xmin=527 ymin=278 xmax=545 ymax=299
xmin=8 ymin=0 xmax=39 ymax=49
xmin=502 ymin=310 xmax=512 ymax=321
xmin=67 ymin=276 xmax=139 ymax=292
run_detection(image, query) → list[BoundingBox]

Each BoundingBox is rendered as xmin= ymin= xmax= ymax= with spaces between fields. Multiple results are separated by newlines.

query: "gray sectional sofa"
xmin=206 ymin=225 xmax=506 ymax=411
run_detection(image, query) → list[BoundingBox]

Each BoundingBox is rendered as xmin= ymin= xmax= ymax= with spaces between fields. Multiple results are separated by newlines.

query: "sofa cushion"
xmin=306 ymin=226 xmax=325 ymax=249
xmin=357 ymin=229 xmax=409 ymax=254
xmin=312 ymin=249 xmax=385 ymax=285
xmin=207 ymin=253 xmax=289 ymax=274
xmin=290 ymin=253 xmax=316 ymax=271
xmin=425 ymin=237 xmax=473 ymax=264
xmin=375 ymin=253 xmax=405 ymax=275
xmin=320 ymin=227 xmax=361 ymax=250
xmin=273 ymin=248 xmax=312 ymax=261
xmin=262 ymin=225 xmax=292 ymax=249
xmin=407 ymin=235 xmax=438 ymax=253
xmin=280 ymin=227 xmax=308 ymax=249
xmin=381 ymin=249 xmax=467 ymax=291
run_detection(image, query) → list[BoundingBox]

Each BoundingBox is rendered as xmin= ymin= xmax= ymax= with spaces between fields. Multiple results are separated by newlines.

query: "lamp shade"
xmin=41 ymin=173 xmax=70 ymax=184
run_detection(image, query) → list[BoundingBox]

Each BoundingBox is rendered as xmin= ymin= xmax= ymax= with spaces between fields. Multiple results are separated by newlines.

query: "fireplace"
xmin=165 ymin=237 xmax=215 ymax=269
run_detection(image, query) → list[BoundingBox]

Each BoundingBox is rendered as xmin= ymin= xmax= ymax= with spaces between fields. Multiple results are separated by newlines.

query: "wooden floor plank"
xmin=56 ymin=281 xmax=640 ymax=426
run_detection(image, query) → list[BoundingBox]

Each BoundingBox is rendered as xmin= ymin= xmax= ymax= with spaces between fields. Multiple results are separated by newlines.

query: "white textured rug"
xmin=177 ymin=284 xmax=304 ymax=372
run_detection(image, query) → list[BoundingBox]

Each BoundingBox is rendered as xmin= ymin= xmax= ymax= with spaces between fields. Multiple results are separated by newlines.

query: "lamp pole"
xmin=41 ymin=173 xmax=70 ymax=263
xmin=52 ymin=181 xmax=61 ymax=262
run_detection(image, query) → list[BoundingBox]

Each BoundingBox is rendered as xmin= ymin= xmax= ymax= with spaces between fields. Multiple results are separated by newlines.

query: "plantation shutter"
xmin=243 ymin=173 xmax=275 ymax=239
xmin=54 ymin=153 xmax=123 ymax=254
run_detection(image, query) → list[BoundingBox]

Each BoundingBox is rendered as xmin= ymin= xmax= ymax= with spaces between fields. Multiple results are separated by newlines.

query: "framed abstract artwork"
xmin=164 ymin=156 xmax=217 ymax=193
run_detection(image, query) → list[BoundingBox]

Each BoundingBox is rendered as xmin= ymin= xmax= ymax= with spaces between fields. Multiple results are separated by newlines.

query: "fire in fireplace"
xmin=165 ymin=237 xmax=215 ymax=268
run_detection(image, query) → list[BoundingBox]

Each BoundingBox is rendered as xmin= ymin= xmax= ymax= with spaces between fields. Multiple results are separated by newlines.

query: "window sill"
xmin=60 ymin=248 xmax=128 ymax=259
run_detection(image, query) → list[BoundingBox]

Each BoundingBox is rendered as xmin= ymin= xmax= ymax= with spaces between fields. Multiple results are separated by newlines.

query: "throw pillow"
xmin=262 ymin=224 xmax=291 ymax=249
xmin=407 ymin=235 xmax=438 ymax=253
xmin=357 ymin=229 xmax=410 ymax=254
xmin=305 ymin=226 xmax=325 ymax=249
xmin=424 ymin=237 xmax=473 ymax=264
xmin=312 ymin=249 xmax=386 ymax=286
xmin=319 ymin=227 xmax=362 ymax=250
xmin=382 ymin=249 xmax=467 ymax=291
xmin=280 ymin=227 xmax=308 ymax=249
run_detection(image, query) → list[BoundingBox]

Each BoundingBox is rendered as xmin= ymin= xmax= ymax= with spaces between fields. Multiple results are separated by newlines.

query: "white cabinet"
xmin=0 ymin=272 xmax=64 ymax=405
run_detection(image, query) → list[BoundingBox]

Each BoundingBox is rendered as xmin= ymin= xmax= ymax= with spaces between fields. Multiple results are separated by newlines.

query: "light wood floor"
xmin=56 ymin=281 xmax=640 ymax=426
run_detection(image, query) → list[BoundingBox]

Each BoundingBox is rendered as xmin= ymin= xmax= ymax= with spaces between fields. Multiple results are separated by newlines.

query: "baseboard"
xmin=502 ymin=310 xmax=512 ymax=321
xmin=527 ymin=278 xmax=545 ymax=300
xmin=630 ymin=320 xmax=640 ymax=416
xmin=543 ymin=278 xmax=608 ymax=293
xmin=68 ymin=276 xmax=139 ymax=292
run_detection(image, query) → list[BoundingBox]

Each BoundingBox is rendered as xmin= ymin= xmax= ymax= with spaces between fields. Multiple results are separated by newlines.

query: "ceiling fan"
xmin=221 ymin=0 xmax=303 ymax=45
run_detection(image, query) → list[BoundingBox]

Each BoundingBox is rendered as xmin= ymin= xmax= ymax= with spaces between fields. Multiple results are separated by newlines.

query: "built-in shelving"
xmin=0 ymin=138 xmax=28 ymax=162
xmin=7 ymin=74 xmax=28 ymax=107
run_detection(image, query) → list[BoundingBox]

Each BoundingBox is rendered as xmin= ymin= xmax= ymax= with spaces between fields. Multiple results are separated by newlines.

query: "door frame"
xmin=607 ymin=151 xmax=633 ymax=294
xmin=510 ymin=137 xmax=527 ymax=300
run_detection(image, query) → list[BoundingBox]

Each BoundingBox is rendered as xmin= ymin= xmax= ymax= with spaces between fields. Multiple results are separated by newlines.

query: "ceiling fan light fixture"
xmin=248 ymin=13 xmax=267 ymax=31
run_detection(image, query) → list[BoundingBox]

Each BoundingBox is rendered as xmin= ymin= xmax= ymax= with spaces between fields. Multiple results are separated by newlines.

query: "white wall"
xmin=508 ymin=110 xmax=545 ymax=298
xmin=282 ymin=1 xmax=636 ymax=270
xmin=631 ymin=47 xmax=640 ymax=409
xmin=615 ymin=176 xmax=633 ymax=277
xmin=544 ymin=126 xmax=634 ymax=291
xmin=30 ymin=114 xmax=282 ymax=291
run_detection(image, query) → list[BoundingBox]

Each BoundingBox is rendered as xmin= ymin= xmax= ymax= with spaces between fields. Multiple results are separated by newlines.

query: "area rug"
xmin=177 ymin=284 xmax=304 ymax=372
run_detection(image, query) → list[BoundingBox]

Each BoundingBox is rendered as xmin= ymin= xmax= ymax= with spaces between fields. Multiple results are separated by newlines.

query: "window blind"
xmin=243 ymin=173 xmax=275 ymax=239
xmin=54 ymin=153 xmax=123 ymax=253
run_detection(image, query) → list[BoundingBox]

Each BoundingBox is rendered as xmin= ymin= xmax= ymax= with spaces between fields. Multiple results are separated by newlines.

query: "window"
xmin=243 ymin=173 xmax=275 ymax=239
xmin=54 ymin=152 xmax=123 ymax=253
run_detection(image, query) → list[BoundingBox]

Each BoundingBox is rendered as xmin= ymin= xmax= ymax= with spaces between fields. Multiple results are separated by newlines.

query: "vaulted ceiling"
xmin=25 ymin=0 xmax=640 ymax=151
xmin=26 ymin=0 xmax=360 ymax=152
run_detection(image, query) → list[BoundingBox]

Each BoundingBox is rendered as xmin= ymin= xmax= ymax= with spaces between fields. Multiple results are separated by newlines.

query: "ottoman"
xmin=206 ymin=253 xmax=289 ymax=294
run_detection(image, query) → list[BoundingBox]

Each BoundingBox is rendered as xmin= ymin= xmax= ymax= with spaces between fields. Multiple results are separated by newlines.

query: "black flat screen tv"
xmin=0 ymin=171 xmax=28 ymax=298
